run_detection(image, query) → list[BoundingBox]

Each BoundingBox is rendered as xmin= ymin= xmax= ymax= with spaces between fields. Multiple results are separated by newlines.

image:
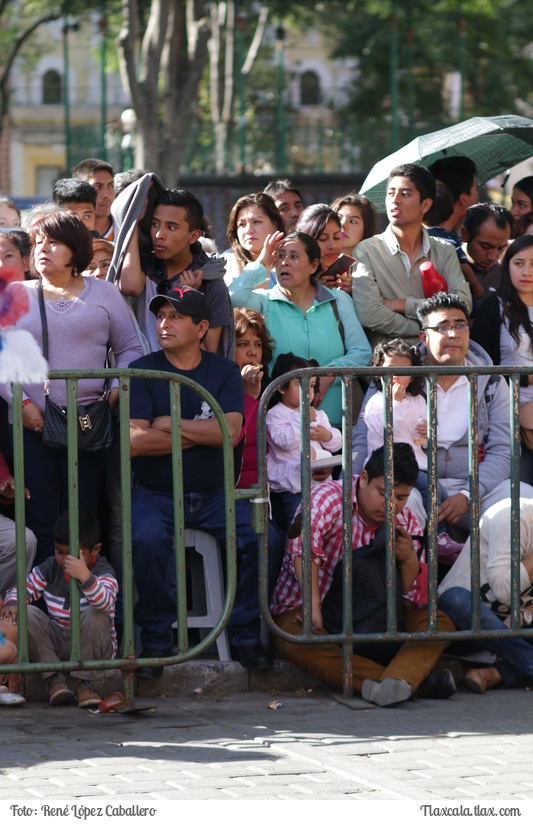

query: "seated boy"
xmin=1 ymin=508 xmax=118 ymax=708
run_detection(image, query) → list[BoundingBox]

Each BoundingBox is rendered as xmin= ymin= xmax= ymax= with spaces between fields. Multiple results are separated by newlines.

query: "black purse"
xmin=38 ymin=281 xmax=114 ymax=452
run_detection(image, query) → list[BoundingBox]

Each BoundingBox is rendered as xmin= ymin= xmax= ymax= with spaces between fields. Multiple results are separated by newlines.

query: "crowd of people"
xmin=0 ymin=156 xmax=533 ymax=710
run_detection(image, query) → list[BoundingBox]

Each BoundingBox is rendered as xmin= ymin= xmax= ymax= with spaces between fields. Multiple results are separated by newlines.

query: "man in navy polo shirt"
xmin=129 ymin=285 xmax=270 ymax=673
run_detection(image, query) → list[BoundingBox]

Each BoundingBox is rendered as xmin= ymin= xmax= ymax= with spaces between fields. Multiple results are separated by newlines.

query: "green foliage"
xmin=309 ymin=0 xmax=533 ymax=167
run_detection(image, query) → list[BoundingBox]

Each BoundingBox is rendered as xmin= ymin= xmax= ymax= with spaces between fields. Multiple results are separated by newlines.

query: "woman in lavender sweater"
xmin=6 ymin=211 xmax=143 ymax=563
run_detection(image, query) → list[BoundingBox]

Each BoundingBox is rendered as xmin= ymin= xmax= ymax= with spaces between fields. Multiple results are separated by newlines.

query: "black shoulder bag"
xmin=38 ymin=281 xmax=114 ymax=452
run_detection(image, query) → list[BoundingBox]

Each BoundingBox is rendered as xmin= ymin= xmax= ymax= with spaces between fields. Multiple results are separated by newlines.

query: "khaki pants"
xmin=27 ymin=605 xmax=113 ymax=682
xmin=273 ymin=606 xmax=454 ymax=693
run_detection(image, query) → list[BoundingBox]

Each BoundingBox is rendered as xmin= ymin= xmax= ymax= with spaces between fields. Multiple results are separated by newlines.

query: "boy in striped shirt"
xmin=2 ymin=508 xmax=117 ymax=707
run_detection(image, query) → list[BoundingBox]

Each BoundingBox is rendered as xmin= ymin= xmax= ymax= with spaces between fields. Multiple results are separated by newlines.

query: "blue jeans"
xmin=438 ymin=586 xmax=533 ymax=687
xmin=131 ymin=483 xmax=265 ymax=651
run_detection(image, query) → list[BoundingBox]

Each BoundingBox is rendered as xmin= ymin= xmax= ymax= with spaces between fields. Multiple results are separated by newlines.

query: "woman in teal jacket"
xmin=229 ymin=232 xmax=371 ymax=426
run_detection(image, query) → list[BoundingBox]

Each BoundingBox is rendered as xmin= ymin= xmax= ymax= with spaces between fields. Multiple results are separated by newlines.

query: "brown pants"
xmin=27 ymin=605 xmax=113 ymax=682
xmin=273 ymin=606 xmax=454 ymax=693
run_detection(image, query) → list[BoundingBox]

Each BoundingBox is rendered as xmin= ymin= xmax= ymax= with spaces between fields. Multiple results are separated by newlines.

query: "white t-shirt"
xmin=364 ymin=391 xmax=428 ymax=470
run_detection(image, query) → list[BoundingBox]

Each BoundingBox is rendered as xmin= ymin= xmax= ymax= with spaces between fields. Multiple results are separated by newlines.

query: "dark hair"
xmin=54 ymin=507 xmax=101 ymax=549
xmin=154 ymin=188 xmax=206 ymax=233
xmin=53 ymin=178 xmax=97 ymax=207
xmin=227 ymin=193 xmax=285 ymax=267
xmin=296 ymin=203 xmax=342 ymax=241
xmin=371 ymin=338 xmax=424 ymax=396
xmin=513 ymin=176 xmax=533 ymax=207
xmin=73 ymin=158 xmax=114 ymax=179
xmin=0 ymin=228 xmax=30 ymax=259
xmin=29 ymin=211 xmax=94 ymax=273
xmin=463 ymin=202 xmax=513 ymax=240
xmin=263 ymin=177 xmax=303 ymax=204
xmin=234 ymin=308 xmax=275 ymax=372
xmin=388 ymin=163 xmax=436 ymax=203
xmin=330 ymin=192 xmax=377 ymax=240
xmin=278 ymin=231 xmax=323 ymax=279
xmin=499 ymin=234 xmax=533 ymax=352
xmin=365 ymin=443 xmax=419 ymax=487
xmin=428 ymin=156 xmax=477 ymax=203
xmin=114 ymin=169 xmax=146 ymax=197
xmin=0 ymin=196 xmax=20 ymax=218
xmin=269 ymin=351 xmax=319 ymax=408
xmin=417 ymin=291 xmax=470 ymax=326
xmin=423 ymin=181 xmax=454 ymax=226
xmin=512 ymin=211 xmax=533 ymax=240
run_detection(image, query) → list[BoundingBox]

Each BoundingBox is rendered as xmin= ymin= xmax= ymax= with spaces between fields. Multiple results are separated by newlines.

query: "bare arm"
xmin=118 ymin=224 xmax=146 ymax=297
xmin=150 ymin=411 xmax=243 ymax=448
xmin=202 ymin=326 xmax=222 ymax=353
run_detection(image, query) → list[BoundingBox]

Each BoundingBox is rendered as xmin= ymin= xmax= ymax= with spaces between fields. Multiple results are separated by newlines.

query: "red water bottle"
xmin=420 ymin=261 xmax=448 ymax=298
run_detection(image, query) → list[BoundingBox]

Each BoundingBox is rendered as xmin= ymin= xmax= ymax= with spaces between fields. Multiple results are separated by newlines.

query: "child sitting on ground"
xmin=266 ymin=352 xmax=342 ymax=533
xmin=1 ymin=508 xmax=118 ymax=708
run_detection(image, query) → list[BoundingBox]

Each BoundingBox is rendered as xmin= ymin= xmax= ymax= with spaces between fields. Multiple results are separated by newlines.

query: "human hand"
xmin=310 ymin=424 xmax=332 ymax=442
xmin=64 ymin=554 xmax=91 ymax=584
xmin=22 ymin=402 xmax=44 ymax=433
xmin=335 ymin=272 xmax=353 ymax=293
xmin=295 ymin=598 xmax=324 ymax=631
xmin=1 ymin=605 xmax=18 ymax=626
xmin=151 ymin=415 xmax=172 ymax=433
xmin=311 ymin=375 xmax=335 ymax=408
xmin=316 ymin=273 xmax=338 ymax=289
xmin=438 ymin=493 xmax=469 ymax=526
xmin=241 ymin=364 xmax=263 ymax=399
xmin=394 ymin=525 xmax=416 ymax=563
xmin=312 ymin=466 xmax=332 ymax=482
xmin=257 ymin=232 xmax=285 ymax=270
xmin=180 ymin=269 xmax=203 ymax=290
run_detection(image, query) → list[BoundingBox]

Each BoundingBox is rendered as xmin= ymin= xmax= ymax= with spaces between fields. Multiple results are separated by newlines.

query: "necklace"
xmin=41 ymin=279 xmax=81 ymax=301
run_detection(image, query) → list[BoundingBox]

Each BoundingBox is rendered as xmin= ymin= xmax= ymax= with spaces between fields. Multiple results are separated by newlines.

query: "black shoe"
xmin=417 ymin=669 xmax=457 ymax=699
xmin=230 ymin=643 xmax=273 ymax=671
xmin=136 ymin=647 xmax=173 ymax=679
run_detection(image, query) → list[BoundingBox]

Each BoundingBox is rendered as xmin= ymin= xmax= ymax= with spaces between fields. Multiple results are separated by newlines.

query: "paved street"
xmin=1 ymin=678 xmax=533 ymax=803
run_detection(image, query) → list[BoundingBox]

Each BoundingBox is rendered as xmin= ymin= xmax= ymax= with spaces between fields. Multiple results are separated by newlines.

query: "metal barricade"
xmin=1 ymin=368 xmax=252 ymax=707
xmin=257 ymin=363 xmax=529 ymax=698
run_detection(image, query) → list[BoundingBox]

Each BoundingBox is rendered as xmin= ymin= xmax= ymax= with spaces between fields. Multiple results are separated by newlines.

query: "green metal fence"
xmin=0 ymin=363 xmax=531 ymax=702
xmin=257 ymin=363 xmax=528 ymax=699
xmin=1 ymin=368 xmax=256 ymax=708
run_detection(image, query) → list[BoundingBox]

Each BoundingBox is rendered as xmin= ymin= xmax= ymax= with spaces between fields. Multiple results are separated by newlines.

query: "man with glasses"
xmin=353 ymin=292 xmax=533 ymax=533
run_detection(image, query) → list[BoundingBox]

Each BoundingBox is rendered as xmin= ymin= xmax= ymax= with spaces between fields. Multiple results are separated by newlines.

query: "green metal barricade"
xmin=1 ymin=368 xmax=254 ymax=707
xmin=257 ymin=363 xmax=529 ymax=698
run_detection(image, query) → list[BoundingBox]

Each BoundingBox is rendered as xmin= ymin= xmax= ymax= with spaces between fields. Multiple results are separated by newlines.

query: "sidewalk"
xmin=2 ymin=660 xmax=533 ymax=801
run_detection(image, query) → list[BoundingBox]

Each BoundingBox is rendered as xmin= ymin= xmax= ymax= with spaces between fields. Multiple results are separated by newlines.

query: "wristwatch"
xmin=522 ymin=609 xmax=533 ymax=626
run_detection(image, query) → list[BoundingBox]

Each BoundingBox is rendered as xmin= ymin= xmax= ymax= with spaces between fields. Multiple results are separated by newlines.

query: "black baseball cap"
xmin=149 ymin=285 xmax=212 ymax=323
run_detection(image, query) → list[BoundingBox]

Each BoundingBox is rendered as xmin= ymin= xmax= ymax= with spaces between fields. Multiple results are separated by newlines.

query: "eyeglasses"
xmin=423 ymin=322 xmax=469 ymax=335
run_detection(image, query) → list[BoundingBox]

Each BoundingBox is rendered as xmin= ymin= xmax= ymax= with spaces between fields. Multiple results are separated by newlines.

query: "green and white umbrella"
xmin=360 ymin=114 xmax=533 ymax=210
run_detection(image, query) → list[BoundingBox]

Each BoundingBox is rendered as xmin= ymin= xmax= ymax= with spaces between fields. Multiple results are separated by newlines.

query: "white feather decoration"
xmin=0 ymin=328 xmax=49 ymax=383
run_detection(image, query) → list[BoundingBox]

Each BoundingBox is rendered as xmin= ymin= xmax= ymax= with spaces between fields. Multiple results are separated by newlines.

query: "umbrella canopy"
xmin=360 ymin=114 xmax=533 ymax=210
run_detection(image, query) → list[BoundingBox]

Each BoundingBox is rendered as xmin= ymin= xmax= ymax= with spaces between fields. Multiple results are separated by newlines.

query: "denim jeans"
xmin=438 ymin=586 xmax=533 ymax=687
xmin=131 ymin=483 xmax=265 ymax=651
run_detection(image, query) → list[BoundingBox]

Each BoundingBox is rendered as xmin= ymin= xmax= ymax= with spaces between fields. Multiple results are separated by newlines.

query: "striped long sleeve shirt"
xmin=5 ymin=555 xmax=118 ymax=656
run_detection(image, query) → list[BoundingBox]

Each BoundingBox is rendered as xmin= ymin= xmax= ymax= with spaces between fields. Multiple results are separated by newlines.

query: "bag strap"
xmin=330 ymin=296 xmax=345 ymax=349
xmin=37 ymin=280 xmax=49 ymax=361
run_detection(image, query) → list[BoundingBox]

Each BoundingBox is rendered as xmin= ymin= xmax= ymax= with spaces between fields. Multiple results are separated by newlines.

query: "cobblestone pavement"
xmin=1 ymin=683 xmax=533 ymax=801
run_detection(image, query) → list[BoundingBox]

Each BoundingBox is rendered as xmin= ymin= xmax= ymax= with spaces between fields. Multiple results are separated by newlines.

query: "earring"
xmin=73 ymin=266 xmax=79 ymax=277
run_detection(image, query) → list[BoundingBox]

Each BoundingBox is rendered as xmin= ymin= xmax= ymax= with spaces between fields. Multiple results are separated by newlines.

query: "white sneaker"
xmin=0 ymin=685 xmax=25 ymax=706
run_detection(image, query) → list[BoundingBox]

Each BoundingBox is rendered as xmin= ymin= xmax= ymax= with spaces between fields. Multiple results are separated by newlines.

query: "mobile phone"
xmin=319 ymin=254 xmax=356 ymax=280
